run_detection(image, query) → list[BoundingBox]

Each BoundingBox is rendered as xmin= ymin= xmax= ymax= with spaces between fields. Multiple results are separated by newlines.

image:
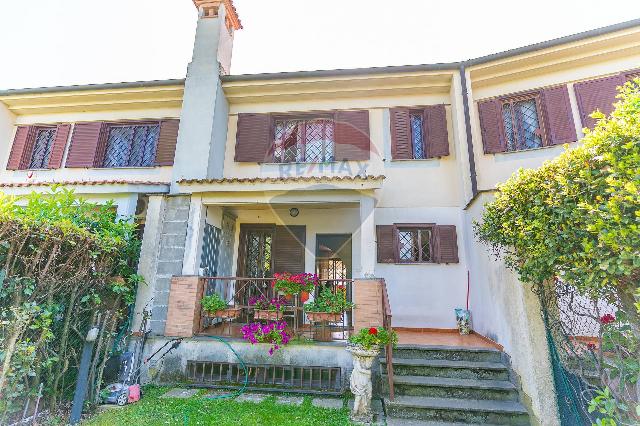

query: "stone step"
xmin=384 ymin=375 xmax=519 ymax=401
xmin=384 ymin=395 xmax=530 ymax=425
xmin=386 ymin=419 xmax=502 ymax=426
xmin=381 ymin=357 xmax=510 ymax=381
xmin=391 ymin=345 xmax=503 ymax=363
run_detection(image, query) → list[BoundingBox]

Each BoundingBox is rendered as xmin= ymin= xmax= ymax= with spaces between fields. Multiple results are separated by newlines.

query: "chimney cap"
xmin=192 ymin=0 xmax=242 ymax=29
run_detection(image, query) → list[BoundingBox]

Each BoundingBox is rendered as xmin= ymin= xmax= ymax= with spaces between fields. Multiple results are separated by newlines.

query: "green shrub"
xmin=201 ymin=293 xmax=228 ymax=314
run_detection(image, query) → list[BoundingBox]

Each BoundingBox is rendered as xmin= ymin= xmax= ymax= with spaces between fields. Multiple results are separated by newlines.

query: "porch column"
xmin=359 ymin=194 xmax=376 ymax=278
xmin=182 ymin=195 xmax=206 ymax=275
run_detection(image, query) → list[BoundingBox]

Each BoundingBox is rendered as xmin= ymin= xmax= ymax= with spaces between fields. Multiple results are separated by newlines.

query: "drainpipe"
xmin=459 ymin=64 xmax=478 ymax=197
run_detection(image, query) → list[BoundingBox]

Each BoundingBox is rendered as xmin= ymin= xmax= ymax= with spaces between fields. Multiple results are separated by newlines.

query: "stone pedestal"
xmin=347 ymin=345 xmax=380 ymax=424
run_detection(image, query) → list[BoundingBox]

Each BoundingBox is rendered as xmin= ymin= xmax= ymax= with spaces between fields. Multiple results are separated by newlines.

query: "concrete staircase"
xmin=382 ymin=345 xmax=530 ymax=425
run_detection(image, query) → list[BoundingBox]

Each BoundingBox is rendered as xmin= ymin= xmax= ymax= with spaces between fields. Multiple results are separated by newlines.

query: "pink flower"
xmin=587 ymin=342 xmax=596 ymax=351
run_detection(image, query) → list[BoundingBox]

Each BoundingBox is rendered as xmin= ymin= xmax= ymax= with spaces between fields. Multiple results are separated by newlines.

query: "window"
xmin=103 ymin=124 xmax=160 ymax=168
xmin=28 ymin=127 xmax=57 ymax=169
xmin=409 ymin=111 xmax=426 ymax=159
xmin=397 ymin=226 xmax=433 ymax=263
xmin=501 ymin=95 xmax=545 ymax=151
xmin=273 ymin=117 xmax=334 ymax=163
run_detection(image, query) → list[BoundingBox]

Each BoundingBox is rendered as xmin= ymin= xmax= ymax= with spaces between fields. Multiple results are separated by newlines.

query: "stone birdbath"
xmin=346 ymin=344 xmax=380 ymax=424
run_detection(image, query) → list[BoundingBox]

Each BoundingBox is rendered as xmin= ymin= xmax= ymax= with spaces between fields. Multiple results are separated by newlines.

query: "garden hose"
xmin=183 ymin=335 xmax=248 ymax=425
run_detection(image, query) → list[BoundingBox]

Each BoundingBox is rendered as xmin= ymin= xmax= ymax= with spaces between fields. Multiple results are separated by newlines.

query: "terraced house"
xmin=1 ymin=1 xmax=638 ymax=424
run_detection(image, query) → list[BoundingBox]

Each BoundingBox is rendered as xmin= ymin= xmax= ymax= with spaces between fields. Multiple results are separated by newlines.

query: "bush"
xmin=0 ymin=188 xmax=142 ymax=422
xmin=475 ymin=79 xmax=640 ymax=425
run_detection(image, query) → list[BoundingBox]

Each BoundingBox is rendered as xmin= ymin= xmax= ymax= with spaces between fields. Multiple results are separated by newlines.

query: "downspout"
xmin=459 ymin=64 xmax=478 ymax=197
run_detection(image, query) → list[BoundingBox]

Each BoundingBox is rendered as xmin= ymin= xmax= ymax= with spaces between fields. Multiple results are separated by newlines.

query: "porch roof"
xmin=0 ymin=180 xmax=170 ymax=195
xmin=175 ymin=174 xmax=385 ymax=193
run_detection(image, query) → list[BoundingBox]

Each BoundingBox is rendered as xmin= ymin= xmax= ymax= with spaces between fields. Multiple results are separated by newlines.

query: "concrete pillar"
xmin=359 ymin=195 xmax=376 ymax=278
xmin=182 ymin=195 xmax=206 ymax=275
xmin=132 ymin=195 xmax=165 ymax=332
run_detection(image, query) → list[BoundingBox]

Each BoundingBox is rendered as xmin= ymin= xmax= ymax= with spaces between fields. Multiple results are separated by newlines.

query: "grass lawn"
xmin=84 ymin=387 xmax=353 ymax=426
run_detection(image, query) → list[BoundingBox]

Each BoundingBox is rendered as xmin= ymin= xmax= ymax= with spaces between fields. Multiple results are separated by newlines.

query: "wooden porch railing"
xmin=381 ymin=278 xmax=395 ymax=400
xmin=198 ymin=277 xmax=354 ymax=342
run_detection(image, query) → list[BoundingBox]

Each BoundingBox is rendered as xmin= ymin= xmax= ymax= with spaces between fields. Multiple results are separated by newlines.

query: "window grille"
xmin=273 ymin=118 xmax=334 ymax=163
xmin=501 ymin=97 xmax=544 ymax=151
xmin=103 ymin=124 xmax=159 ymax=168
xmin=409 ymin=112 xmax=425 ymax=159
xmin=29 ymin=127 xmax=56 ymax=169
xmin=398 ymin=228 xmax=432 ymax=262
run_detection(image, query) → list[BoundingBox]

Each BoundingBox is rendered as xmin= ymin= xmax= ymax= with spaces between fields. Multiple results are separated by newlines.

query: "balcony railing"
xmin=198 ymin=277 xmax=354 ymax=342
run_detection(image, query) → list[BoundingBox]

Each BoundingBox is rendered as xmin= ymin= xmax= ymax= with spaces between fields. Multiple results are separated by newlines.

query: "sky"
xmin=0 ymin=0 xmax=638 ymax=90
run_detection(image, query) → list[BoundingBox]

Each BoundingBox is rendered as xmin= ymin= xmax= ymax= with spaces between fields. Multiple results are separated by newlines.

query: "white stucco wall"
xmin=375 ymin=207 xmax=468 ymax=329
xmin=463 ymin=192 xmax=559 ymax=425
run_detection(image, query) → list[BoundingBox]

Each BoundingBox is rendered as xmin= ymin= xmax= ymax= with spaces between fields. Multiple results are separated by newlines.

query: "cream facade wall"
xmin=0 ymin=105 xmax=179 ymax=215
xmin=0 ymin=103 xmax=16 ymax=172
xmin=468 ymin=51 xmax=640 ymax=192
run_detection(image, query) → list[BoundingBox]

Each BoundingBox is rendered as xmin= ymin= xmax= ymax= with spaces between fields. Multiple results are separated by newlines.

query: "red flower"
xmin=587 ymin=342 xmax=596 ymax=351
xmin=600 ymin=314 xmax=616 ymax=325
xmin=368 ymin=327 xmax=378 ymax=335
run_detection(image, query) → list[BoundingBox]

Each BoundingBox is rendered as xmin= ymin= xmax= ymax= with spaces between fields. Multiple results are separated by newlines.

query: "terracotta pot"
xmin=254 ymin=310 xmax=283 ymax=321
xmin=300 ymin=291 xmax=310 ymax=303
xmin=207 ymin=307 xmax=242 ymax=319
xmin=305 ymin=311 xmax=343 ymax=323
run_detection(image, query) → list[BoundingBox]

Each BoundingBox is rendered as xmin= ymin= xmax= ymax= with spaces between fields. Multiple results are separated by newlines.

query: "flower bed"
xmin=304 ymin=285 xmax=353 ymax=323
xmin=249 ymin=295 xmax=288 ymax=320
xmin=273 ymin=272 xmax=319 ymax=296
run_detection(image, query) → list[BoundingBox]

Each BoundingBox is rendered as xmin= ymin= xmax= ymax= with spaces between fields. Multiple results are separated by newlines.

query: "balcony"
xmin=198 ymin=277 xmax=354 ymax=342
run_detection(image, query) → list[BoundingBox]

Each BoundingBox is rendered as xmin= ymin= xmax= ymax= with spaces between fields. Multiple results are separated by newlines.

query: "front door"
xmin=238 ymin=225 xmax=273 ymax=278
xmin=315 ymin=234 xmax=352 ymax=280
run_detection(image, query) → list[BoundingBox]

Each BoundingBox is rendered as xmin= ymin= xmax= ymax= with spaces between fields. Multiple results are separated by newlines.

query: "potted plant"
xmin=347 ymin=327 xmax=398 ymax=423
xmin=201 ymin=293 xmax=241 ymax=319
xmin=304 ymin=285 xmax=354 ymax=323
xmin=249 ymin=295 xmax=287 ymax=321
xmin=273 ymin=272 xmax=318 ymax=301
xmin=241 ymin=320 xmax=290 ymax=355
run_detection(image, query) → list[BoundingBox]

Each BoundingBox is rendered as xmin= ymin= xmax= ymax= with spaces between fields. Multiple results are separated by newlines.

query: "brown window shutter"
xmin=478 ymin=99 xmax=506 ymax=154
xmin=574 ymin=74 xmax=625 ymax=129
xmin=66 ymin=122 xmax=108 ymax=168
xmin=47 ymin=124 xmax=72 ymax=169
xmin=540 ymin=85 xmax=577 ymax=146
xmin=6 ymin=126 xmax=36 ymax=170
xmin=335 ymin=110 xmax=370 ymax=161
xmin=424 ymin=104 xmax=449 ymax=158
xmin=154 ymin=119 xmax=180 ymax=166
xmin=433 ymin=225 xmax=459 ymax=264
xmin=390 ymin=108 xmax=412 ymax=159
xmin=376 ymin=225 xmax=396 ymax=263
xmin=234 ymin=113 xmax=272 ymax=162
xmin=273 ymin=225 xmax=306 ymax=274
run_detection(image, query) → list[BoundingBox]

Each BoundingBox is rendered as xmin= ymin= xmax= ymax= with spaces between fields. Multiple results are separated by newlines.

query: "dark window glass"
xmin=398 ymin=228 xmax=432 ymax=262
xmin=273 ymin=118 xmax=334 ymax=163
xmin=502 ymin=97 xmax=544 ymax=151
xmin=29 ymin=127 xmax=56 ymax=169
xmin=409 ymin=112 xmax=425 ymax=159
xmin=103 ymin=124 xmax=159 ymax=168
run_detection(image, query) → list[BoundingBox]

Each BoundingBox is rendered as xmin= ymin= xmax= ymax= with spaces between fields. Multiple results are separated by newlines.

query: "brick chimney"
xmin=171 ymin=0 xmax=242 ymax=185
